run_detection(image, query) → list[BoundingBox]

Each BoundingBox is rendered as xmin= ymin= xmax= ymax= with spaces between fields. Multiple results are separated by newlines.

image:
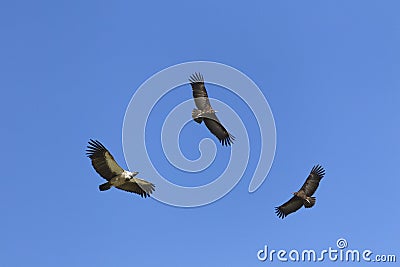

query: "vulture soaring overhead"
xmin=275 ymin=165 xmax=325 ymax=219
xmin=189 ymin=72 xmax=235 ymax=146
xmin=86 ymin=139 xmax=155 ymax=198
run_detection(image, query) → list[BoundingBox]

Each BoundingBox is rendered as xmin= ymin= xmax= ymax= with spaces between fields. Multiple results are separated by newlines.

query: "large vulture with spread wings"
xmin=189 ymin=72 xmax=235 ymax=146
xmin=275 ymin=165 xmax=325 ymax=219
xmin=86 ymin=139 xmax=155 ymax=198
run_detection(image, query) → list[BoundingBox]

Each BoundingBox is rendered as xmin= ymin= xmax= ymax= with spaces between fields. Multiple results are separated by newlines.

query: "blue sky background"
xmin=1 ymin=1 xmax=399 ymax=266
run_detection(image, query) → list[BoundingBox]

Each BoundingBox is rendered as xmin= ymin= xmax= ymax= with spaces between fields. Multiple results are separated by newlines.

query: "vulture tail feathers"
xmin=304 ymin=196 xmax=316 ymax=208
xmin=99 ymin=182 xmax=112 ymax=191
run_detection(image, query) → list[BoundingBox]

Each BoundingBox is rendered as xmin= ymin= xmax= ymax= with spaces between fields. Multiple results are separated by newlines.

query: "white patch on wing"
xmin=122 ymin=171 xmax=132 ymax=179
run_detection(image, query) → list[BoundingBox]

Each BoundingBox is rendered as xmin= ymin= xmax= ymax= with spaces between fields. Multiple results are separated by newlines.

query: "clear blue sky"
xmin=1 ymin=1 xmax=399 ymax=266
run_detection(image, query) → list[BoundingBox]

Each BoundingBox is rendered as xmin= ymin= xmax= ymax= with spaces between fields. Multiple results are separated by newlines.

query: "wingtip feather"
xmin=311 ymin=164 xmax=325 ymax=178
xmin=188 ymin=72 xmax=204 ymax=84
xmin=275 ymin=207 xmax=286 ymax=219
xmin=86 ymin=139 xmax=108 ymax=157
xmin=221 ymin=133 xmax=235 ymax=146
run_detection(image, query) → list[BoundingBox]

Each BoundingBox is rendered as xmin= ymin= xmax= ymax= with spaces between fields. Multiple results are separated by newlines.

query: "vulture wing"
xmin=299 ymin=165 xmax=325 ymax=196
xmin=116 ymin=178 xmax=155 ymax=198
xmin=203 ymin=116 xmax=235 ymax=146
xmin=189 ymin=72 xmax=212 ymax=110
xmin=275 ymin=196 xmax=304 ymax=219
xmin=86 ymin=139 xmax=124 ymax=181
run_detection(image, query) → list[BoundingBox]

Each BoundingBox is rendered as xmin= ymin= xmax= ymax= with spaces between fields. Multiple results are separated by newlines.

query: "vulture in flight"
xmin=86 ymin=139 xmax=155 ymax=198
xmin=275 ymin=165 xmax=325 ymax=219
xmin=189 ymin=72 xmax=235 ymax=146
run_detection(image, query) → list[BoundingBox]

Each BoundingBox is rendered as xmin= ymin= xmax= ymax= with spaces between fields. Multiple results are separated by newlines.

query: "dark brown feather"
xmin=189 ymin=72 xmax=235 ymax=146
xmin=189 ymin=72 xmax=212 ymax=110
xmin=116 ymin=178 xmax=155 ymax=198
xmin=275 ymin=196 xmax=304 ymax=219
xmin=203 ymin=117 xmax=235 ymax=146
xmin=300 ymin=165 xmax=325 ymax=196
xmin=275 ymin=165 xmax=325 ymax=219
xmin=86 ymin=139 xmax=124 ymax=181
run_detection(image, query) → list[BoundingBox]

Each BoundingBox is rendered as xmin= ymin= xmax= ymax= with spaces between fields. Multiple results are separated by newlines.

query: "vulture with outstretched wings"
xmin=275 ymin=165 xmax=325 ymax=219
xmin=86 ymin=139 xmax=155 ymax=198
xmin=189 ymin=72 xmax=235 ymax=146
